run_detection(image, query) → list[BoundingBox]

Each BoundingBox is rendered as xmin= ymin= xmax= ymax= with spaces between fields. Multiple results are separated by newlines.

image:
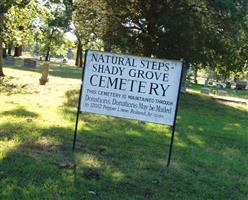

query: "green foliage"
xmin=40 ymin=0 xmax=74 ymax=60
xmin=74 ymin=0 xmax=248 ymax=76
xmin=3 ymin=0 xmax=51 ymax=47
xmin=73 ymin=0 xmax=105 ymax=48
xmin=0 ymin=0 xmax=31 ymax=13
xmin=39 ymin=32 xmax=74 ymax=57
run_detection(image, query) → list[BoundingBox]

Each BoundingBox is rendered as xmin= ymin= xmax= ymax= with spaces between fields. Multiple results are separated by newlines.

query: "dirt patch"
xmin=0 ymin=77 xmax=37 ymax=95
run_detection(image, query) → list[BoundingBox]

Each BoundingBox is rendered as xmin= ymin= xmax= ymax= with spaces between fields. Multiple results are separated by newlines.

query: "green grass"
xmin=0 ymin=60 xmax=248 ymax=199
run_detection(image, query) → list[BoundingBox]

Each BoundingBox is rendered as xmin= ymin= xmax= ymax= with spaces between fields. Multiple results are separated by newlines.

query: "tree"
xmin=0 ymin=0 xmax=32 ymax=76
xmin=41 ymin=0 xmax=72 ymax=61
xmin=0 ymin=14 xmax=4 ymax=76
xmin=3 ymin=1 xmax=50 ymax=57
xmin=76 ymin=0 xmax=248 ymax=72
xmin=73 ymin=0 xmax=104 ymax=67
xmin=0 ymin=0 xmax=49 ymax=76
xmin=39 ymin=32 xmax=74 ymax=58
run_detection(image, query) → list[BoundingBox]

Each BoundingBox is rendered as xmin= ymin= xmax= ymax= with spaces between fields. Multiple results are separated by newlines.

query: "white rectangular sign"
xmin=80 ymin=50 xmax=182 ymax=125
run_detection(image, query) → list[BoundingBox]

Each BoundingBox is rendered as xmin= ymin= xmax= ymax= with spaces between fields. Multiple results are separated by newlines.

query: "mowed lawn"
xmin=0 ymin=61 xmax=248 ymax=200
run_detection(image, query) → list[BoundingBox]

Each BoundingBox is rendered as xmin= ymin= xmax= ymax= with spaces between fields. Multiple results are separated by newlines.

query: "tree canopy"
xmin=73 ymin=0 xmax=248 ymax=79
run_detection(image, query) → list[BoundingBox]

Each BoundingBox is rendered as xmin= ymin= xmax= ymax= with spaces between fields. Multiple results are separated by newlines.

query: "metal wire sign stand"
xmin=72 ymin=49 xmax=184 ymax=167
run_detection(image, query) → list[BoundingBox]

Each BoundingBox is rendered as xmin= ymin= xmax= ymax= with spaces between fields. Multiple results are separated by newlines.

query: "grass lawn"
xmin=188 ymin=82 xmax=248 ymax=100
xmin=0 ymin=60 xmax=248 ymax=200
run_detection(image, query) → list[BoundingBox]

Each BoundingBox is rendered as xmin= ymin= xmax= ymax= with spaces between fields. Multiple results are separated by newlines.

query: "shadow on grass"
xmin=0 ymin=91 xmax=247 ymax=199
xmin=0 ymin=118 xmax=169 ymax=199
xmin=1 ymin=106 xmax=39 ymax=118
xmin=61 ymin=88 xmax=248 ymax=198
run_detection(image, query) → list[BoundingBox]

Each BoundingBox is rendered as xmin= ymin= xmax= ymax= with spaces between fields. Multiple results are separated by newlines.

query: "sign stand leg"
xmin=72 ymin=84 xmax=83 ymax=152
xmin=166 ymin=59 xmax=184 ymax=167
xmin=166 ymin=125 xmax=176 ymax=167
xmin=72 ymin=50 xmax=88 ymax=152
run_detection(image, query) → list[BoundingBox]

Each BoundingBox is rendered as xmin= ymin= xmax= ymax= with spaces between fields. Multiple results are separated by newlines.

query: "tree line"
xmin=0 ymin=0 xmax=247 ymax=81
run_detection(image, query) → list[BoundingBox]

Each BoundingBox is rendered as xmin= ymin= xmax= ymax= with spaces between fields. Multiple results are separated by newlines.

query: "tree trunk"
xmin=45 ymin=46 xmax=50 ymax=61
xmin=142 ymin=1 xmax=157 ymax=57
xmin=75 ymin=39 xmax=83 ymax=67
xmin=14 ymin=45 xmax=22 ymax=57
xmin=75 ymin=47 xmax=78 ymax=66
xmin=104 ymin=40 xmax=112 ymax=52
xmin=0 ymin=41 xmax=4 ymax=77
xmin=14 ymin=47 xmax=18 ymax=56
xmin=181 ymin=62 xmax=188 ymax=93
xmin=79 ymin=45 xmax=83 ymax=68
xmin=45 ymin=29 xmax=55 ymax=62
xmin=194 ymin=68 xmax=198 ymax=84
xmin=204 ymin=77 xmax=210 ymax=87
xmin=8 ymin=46 xmax=12 ymax=55
xmin=19 ymin=45 xmax=22 ymax=56
xmin=223 ymin=70 xmax=229 ymax=83
xmin=3 ymin=48 xmax=7 ymax=57
xmin=0 ymin=13 xmax=4 ymax=77
xmin=143 ymin=37 xmax=153 ymax=57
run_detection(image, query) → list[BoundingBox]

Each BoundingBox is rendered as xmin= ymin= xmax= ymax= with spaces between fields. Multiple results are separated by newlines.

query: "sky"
xmin=65 ymin=31 xmax=77 ymax=41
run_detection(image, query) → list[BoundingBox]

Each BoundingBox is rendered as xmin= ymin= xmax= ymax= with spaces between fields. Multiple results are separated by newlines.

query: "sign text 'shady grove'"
xmin=89 ymin=53 xmax=173 ymax=97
